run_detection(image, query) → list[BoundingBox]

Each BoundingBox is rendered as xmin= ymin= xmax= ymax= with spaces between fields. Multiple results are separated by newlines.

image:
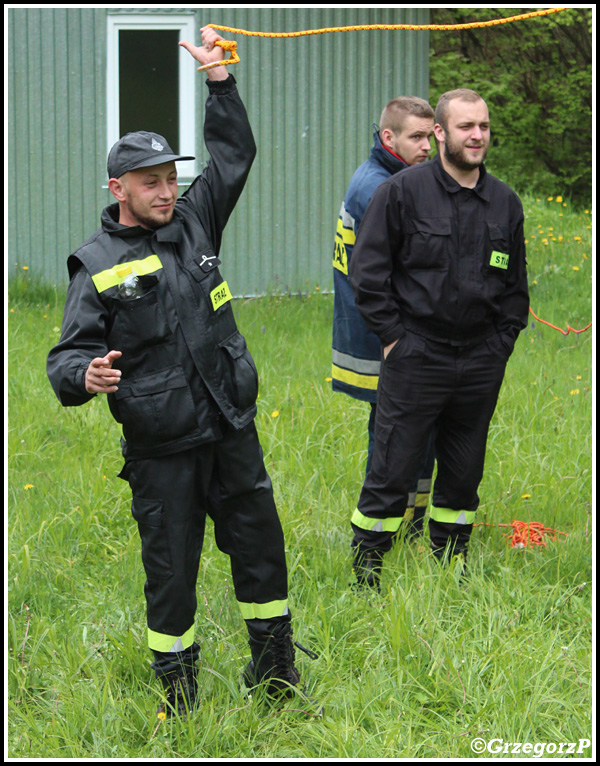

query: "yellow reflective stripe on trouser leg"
xmin=238 ymin=599 xmax=289 ymax=621
xmin=351 ymin=508 xmax=404 ymax=534
xmin=147 ymin=624 xmax=195 ymax=653
xmin=429 ymin=506 xmax=477 ymax=525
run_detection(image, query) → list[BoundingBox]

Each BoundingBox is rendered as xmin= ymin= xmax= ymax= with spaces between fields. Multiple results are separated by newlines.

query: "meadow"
xmin=6 ymin=195 xmax=593 ymax=758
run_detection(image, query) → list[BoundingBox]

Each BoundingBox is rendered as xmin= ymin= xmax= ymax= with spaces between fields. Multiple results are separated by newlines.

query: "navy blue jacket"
xmin=332 ymin=129 xmax=408 ymax=402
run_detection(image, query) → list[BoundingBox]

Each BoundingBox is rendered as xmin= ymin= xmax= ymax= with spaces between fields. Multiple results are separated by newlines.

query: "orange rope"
xmin=209 ymin=9 xmax=567 ymax=38
xmin=475 ymin=520 xmax=568 ymax=548
xmin=201 ymin=9 xmax=569 ymax=69
xmin=529 ymin=306 xmax=592 ymax=336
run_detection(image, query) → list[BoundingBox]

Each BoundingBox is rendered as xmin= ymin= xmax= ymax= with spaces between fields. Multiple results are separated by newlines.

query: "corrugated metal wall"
xmin=8 ymin=7 xmax=430 ymax=293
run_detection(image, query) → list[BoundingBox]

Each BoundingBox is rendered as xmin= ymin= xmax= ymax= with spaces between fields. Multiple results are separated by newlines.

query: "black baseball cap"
xmin=107 ymin=131 xmax=195 ymax=179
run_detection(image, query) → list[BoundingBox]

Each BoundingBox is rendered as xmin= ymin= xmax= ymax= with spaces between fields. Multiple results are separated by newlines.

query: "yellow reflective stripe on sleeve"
xmin=429 ymin=506 xmax=476 ymax=525
xmin=91 ymin=254 xmax=163 ymax=293
xmin=147 ymin=624 xmax=195 ymax=653
xmin=238 ymin=599 xmax=289 ymax=621
xmin=210 ymin=281 xmax=233 ymax=311
xmin=351 ymin=507 xmax=404 ymax=533
xmin=336 ymin=215 xmax=356 ymax=246
xmin=333 ymin=216 xmax=356 ymax=275
xmin=332 ymin=364 xmax=379 ymax=391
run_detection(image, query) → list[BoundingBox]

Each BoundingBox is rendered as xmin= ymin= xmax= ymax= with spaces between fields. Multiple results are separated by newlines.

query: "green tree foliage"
xmin=429 ymin=7 xmax=592 ymax=207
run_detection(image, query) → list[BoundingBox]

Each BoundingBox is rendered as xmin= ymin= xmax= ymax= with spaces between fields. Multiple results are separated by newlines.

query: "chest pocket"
xmin=484 ymin=222 xmax=510 ymax=281
xmin=183 ymin=250 xmax=237 ymax=338
xmin=184 ymin=250 xmax=225 ymax=307
xmin=404 ymin=217 xmax=452 ymax=270
xmin=108 ymin=275 xmax=173 ymax=355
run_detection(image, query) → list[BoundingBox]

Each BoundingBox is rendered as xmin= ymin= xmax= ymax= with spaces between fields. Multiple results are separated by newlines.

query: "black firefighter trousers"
xmin=352 ymin=328 xmax=509 ymax=559
xmin=120 ymin=421 xmax=288 ymax=675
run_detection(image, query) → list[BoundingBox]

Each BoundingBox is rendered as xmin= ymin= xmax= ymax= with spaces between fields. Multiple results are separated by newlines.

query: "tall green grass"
xmin=7 ymin=195 xmax=592 ymax=758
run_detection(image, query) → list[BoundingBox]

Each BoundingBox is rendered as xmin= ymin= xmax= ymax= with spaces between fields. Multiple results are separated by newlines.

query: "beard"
xmin=124 ymin=194 xmax=175 ymax=230
xmin=443 ymin=133 xmax=488 ymax=172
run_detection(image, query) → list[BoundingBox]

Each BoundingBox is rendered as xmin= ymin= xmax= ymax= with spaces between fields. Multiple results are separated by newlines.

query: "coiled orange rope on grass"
xmin=475 ymin=520 xmax=568 ymax=548
xmin=199 ymin=8 xmax=568 ymax=70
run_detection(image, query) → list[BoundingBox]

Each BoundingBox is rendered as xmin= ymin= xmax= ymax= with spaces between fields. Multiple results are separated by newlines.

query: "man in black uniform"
xmin=349 ymin=89 xmax=529 ymax=583
xmin=47 ymin=27 xmax=312 ymax=718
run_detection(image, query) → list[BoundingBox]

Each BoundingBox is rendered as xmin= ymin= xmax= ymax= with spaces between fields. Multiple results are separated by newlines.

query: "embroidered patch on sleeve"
xmin=210 ymin=281 xmax=233 ymax=311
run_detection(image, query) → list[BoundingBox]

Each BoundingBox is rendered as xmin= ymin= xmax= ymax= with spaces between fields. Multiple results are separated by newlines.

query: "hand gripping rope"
xmin=197 ymin=8 xmax=568 ymax=71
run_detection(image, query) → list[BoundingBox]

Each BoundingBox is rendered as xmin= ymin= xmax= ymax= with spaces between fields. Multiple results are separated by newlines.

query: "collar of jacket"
xmin=101 ymin=202 xmax=183 ymax=243
xmin=431 ymin=152 xmax=491 ymax=202
xmin=369 ymin=126 xmax=408 ymax=175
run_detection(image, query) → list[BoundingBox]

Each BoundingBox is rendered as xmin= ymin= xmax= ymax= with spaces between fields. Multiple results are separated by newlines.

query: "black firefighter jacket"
xmin=47 ymin=76 xmax=258 ymax=459
xmin=349 ymin=153 xmax=529 ymax=355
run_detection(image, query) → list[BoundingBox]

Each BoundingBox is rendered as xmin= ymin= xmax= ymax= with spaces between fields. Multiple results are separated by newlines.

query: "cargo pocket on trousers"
xmin=369 ymin=421 xmax=395 ymax=483
xmin=131 ymin=497 xmax=173 ymax=580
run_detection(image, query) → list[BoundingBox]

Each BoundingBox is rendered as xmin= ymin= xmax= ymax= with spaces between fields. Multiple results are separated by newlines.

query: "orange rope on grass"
xmin=529 ymin=306 xmax=592 ymax=336
xmin=475 ymin=520 xmax=568 ymax=548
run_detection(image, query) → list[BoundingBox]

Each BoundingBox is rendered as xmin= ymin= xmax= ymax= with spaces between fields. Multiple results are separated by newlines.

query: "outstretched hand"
xmin=179 ymin=26 xmax=230 ymax=80
xmin=85 ymin=350 xmax=122 ymax=394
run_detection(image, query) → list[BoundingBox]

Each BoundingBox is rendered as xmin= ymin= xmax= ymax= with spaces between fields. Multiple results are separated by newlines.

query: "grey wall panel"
xmin=8 ymin=7 xmax=429 ymax=292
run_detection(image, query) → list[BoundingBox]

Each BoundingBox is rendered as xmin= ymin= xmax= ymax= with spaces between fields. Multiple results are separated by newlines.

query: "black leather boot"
xmin=352 ymin=545 xmax=385 ymax=592
xmin=153 ymin=643 xmax=199 ymax=720
xmin=242 ymin=616 xmax=321 ymax=714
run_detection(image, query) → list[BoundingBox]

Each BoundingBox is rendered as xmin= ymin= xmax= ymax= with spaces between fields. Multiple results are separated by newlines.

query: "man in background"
xmin=331 ymin=97 xmax=436 ymax=589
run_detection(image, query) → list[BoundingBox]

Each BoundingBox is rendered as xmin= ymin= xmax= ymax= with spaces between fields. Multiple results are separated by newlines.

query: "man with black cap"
xmin=47 ymin=26 xmax=316 ymax=720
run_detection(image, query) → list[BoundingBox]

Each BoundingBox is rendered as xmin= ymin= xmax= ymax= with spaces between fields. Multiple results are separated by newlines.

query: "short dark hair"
xmin=380 ymin=97 xmax=434 ymax=133
xmin=434 ymin=89 xmax=486 ymax=132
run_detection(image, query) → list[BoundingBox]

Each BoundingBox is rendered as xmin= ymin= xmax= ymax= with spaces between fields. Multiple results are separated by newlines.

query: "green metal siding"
xmin=8 ymin=7 xmax=429 ymax=292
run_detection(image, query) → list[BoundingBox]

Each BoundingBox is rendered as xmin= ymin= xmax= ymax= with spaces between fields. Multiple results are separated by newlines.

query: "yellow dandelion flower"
xmin=572 ymin=266 xmax=580 ymax=271
xmin=570 ymin=389 xmax=580 ymax=395
xmin=522 ymin=493 xmax=531 ymax=499
xmin=24 ymin=484 xmax=34 ymax=490
xmin=271 ymin=410 xmax=280 ymax=418
xmin=555 ymin=196 xmax=563 ymax=203
xmin=23 ymin=265 xmax=29 ymax=271
xmin=325 ymin=376 xmax=332 ymax=382
xmin=547 ymin=196 xmax=553 ymax=201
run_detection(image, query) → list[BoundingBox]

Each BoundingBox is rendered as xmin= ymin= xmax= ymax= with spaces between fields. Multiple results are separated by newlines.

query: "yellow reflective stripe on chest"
xmin=490 ymin=250 xmax=509 ymax=270
xmin=210 ymin=281 xmax=232 ymax=311
xmin=91 ymin=254 xmax=163 ymax=293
